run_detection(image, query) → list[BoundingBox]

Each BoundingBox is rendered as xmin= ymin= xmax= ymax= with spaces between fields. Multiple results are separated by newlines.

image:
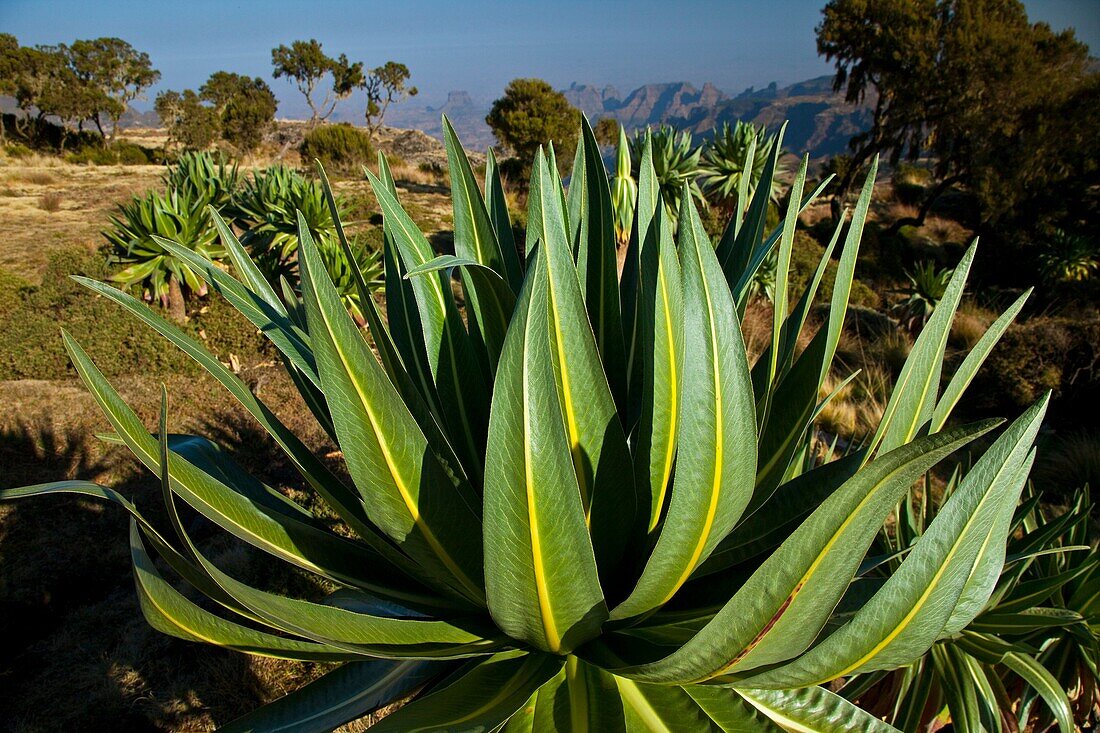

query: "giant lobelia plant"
xmin=1 ymin=115 xmax=1048 ymax=731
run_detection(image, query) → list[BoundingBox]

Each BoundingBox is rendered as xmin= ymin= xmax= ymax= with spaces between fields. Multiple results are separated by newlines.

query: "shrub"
xmin=974 ymin=315 xmax=1100 ymax=418
xmin=114 ymin=141 xmax=155 ymax=165
xmin=37 ymin=191 xmax=62 ymax=212
xmin=0 ymin=118 xmax=1050 ymax=730
xmin=5 ymin=142 xmax=33 ymax=158
xmin=66 ymin=145 xmax=118 ymax=166
xmin=298 ymin=123 xmax=373 ymax=174
xmin=0 ymin=247 xmax=266 ymax=381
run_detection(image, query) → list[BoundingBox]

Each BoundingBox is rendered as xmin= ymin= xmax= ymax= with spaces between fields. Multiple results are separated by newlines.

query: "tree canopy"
xmin=67 ymin=37 xmax=160 ymax=138
xmin=364 ymin=61 xmax=417 ymax=137
xmin=486 ymin=78 xmax=580 ymax=177
xmin=200 ymin=72 xmax=277 ymax=153
xmin=1 ymin=35 xmax=158 ymax=144
xmin=271 ymin=39 xmax=364 ymax=124
xmin=817 ymin=0 xmax=1097 ymax=234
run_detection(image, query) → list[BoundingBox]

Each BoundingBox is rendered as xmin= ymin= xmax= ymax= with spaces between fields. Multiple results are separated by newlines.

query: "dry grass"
xmin=741 ymin=298 xmax=775 ymax=363
xmin=951 ymin=302 xmax=996 ymax=350
xmin=37 ymin=191 xmax=62 ymax=212
xmin=1032 ymin=432 xmax=1100 ymax=502
xmin=0 ymin=158 xmax=163 ymax=281
xmin=817 ymin=363 xmax=891 ymax=440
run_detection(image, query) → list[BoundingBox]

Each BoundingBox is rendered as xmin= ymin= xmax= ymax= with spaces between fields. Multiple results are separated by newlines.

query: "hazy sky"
xmin=2 ymin=0 xmax=1097 ymax=111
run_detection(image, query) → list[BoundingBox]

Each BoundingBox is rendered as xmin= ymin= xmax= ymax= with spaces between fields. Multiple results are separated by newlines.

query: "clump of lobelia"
xmin=3 ymin=114 xmax=1046 ymax=731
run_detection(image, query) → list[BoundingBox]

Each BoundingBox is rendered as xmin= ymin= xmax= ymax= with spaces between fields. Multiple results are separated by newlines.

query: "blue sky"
xmin=2 ymin=0 xmax=1097 ymax=112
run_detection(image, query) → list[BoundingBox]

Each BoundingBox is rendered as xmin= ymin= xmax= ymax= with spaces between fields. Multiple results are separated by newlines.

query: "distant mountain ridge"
xmin=561 ymin=75 xmax=873 ymax=157
xmin=382 ymin=74 xmax=872 ymax=157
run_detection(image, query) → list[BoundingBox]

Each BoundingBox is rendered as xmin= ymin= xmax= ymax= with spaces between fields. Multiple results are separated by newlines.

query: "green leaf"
xmin=530 ymin=150 xmax=636 ymax=581
xmin=62 ymin=333 xmax=438 ymax=606
xmin=366 ymin=167 xmax=490 ymax=482
xmin=630 ymin=189 xmax=684 ymax=537
xmin=732 ymin=686 xmax=900 ymax=732
xmin=695 ymin=451 xmax=864 ymax=578
xmin=760 ymin=154 xmax=810 ymax=424
xmin=152 ymin=235 xmax=319 ymax=386
xmin=606 ymin=422 xmax=997 ymax=683
xmin=567 ymin=115 xmax=628 ymax=409
xmin=180 ymin=527 xmax=504 ymax=659
xmin=367 ymin=651 xmax=564 ymax=733
xmin=743 ymin=398 xmax=1046 ymax=688
xmin=683 ymin=685 xmax=785 ymax=731
xmin=872 ymin=241 xmax=978 ymax=455
xmin=297 ymin=214 xmax=485 ymax=605
xmin=128 ymin=521 xmax=356 ymax=662
xmin=211 ymin=206 xmax=286 ymax=314
xmin=622 ymin=136 xmax=659 ymax=420
xmin=483 ymin=250 xmax=608 ymax=654
xmin=318 ymin=160 xmax=411 ymax=397
xmin=612 ymin=191 xmax=757 ymax=621
xmin=443 ymin=116 xmax=518 ymax=378
xmin=484 ymin=147 xmax=524 ymax=290
xmin=929 ymin=289 xmax=1031 ymax=432
xmin=1001 ymin=651 xmax=1074 ymax=733
xmin=0 ymin=478 xmax=259 ymax=624
xmin=219 ymin=660 xmax=444 ymax=733
xmin=503 ymin=658 xmax=634 ymax=732
xmin=68 ymin=277 xmax=387 ymax=553
xmin=968 ymin=607 xmax=1083 ymax=634
xmin=613 ymin=678 xmax=723 ymax=732
xmin=443 ymin=115 xmax=511 ymax=284
xmin=406 ymin=255 xmax=517 ymax=376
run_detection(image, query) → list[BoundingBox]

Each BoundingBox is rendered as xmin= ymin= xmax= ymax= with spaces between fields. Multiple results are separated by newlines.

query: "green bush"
xmin=66 ymin=146 xmax=118 ymax=166
xmin=971 ymin=315 xmax=1100 ymax=419
xmin=4 ymin=142 xmax=33 ymax=158
xmin=0 ymin=248 xmax=268 ymax=381
xmin=114 ymin=141 xmax=155 ymax=165
xmin=298 ymin=123 xmax=373 ymax=174
xmin=893 ymin=180 xmax=926 ymax=206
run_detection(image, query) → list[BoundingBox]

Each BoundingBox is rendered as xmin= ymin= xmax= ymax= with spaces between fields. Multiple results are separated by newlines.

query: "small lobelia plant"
xmin=233 ymin=163 xmax=381 ymax=323
xmin=846 ymin=473 xmax=1093 ymax=732
xmin=629 ymin=124 xmax=704 ymax=224
xmin=699 ymin=120 xmax=785 ymax=207
xmin=4 ymin=114 xmax=1048 ymax=731
xmin=895 ymin=259 xmax=954 ymax=332
xmin=163 ymin=150 xmax=240 ymax=214
xmin=103 ymin=187 xmax=224 ymax=321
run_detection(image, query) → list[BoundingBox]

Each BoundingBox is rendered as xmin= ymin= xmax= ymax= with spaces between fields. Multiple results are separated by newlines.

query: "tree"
xmin=67 ymin=37 xmax=159 ymax=139
xmin=486 ymin=78 xmax=580 ymax=177
xmin=200 ymin=71 xmax=277 ymax=153
xmin=36 ymin=60 xmax=109 ymax=149
xmin=155 ymin=89 xmax=219 ymax=151
xmin=271 ymin=39 xmax=364 ymax=124
xmin=364 ymin=61 xmax=417 ymax=138
xmin=817 ymin=0 xmax=1096 ymax=232
xmin=593 ymin=117 xmax=620 ymax=147
xmin=0 ymin=34 xmax=19 ymax=142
